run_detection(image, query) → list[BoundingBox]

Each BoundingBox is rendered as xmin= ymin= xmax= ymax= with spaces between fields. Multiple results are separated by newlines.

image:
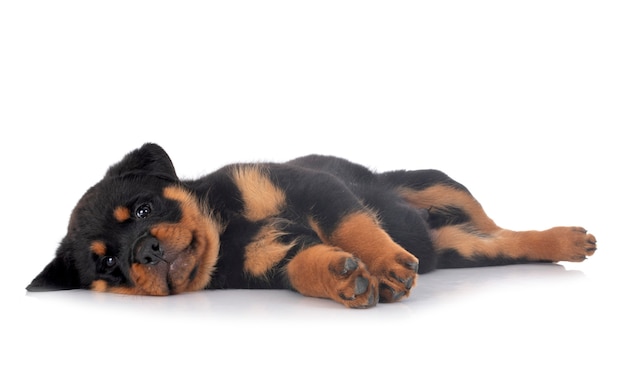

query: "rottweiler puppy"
xmin=27 ymin=143 xmax=597 ymax=308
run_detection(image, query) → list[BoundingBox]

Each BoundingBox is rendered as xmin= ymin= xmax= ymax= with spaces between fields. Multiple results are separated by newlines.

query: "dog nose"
xmin=134 ymin=236 xmax=164 ymax=265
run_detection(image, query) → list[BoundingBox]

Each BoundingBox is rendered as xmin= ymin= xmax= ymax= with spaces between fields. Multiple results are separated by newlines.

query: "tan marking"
xmin=113 ymin=206 xmax=131 ymax=222
xmin=92 ymin=278 xmax=157 ymax=296
xmin=397 ymin=185 xmax=500 ymax=232
xmin=161 ymin=186 xmax=221 ymax=293
xmin=286 ymin=244 xmax=378 ymax=308
xmin=90 ymin=241 xmax=107 ymax=256
xmin=128 ymin=263 xmax=169 ymax=295
xmin=244 ymin=221 xmax=297 ymax=278
xmin=324 ymin=212 xmax=411 ymax=266
xmin=432 ymin=226 xmax=596 ymax=262
xmin=308 ymin=216 xmax=324 ymax=240
xmin=322 ymin=211 xmax=419 ymax=303
xmin=287 ymin=244 xmax=349 ymax=299
xmin=91 ymin=280 xmax=108 ymax=292
xmin=231 ymin=165 xmax=286 ymax=221
xmin=431 ymin=227 xmax=499 ymax=257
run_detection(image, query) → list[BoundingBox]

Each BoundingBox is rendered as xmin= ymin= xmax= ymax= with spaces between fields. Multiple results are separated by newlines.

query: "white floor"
xmin=2 ymin=1 xmax=625 ymax=385
xmin=7 ymin=244 xmax=625 ymax=385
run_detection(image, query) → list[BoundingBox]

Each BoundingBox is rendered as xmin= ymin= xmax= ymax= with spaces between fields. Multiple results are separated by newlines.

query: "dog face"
xmin=28 ymin=144 xmax=221 ymax=295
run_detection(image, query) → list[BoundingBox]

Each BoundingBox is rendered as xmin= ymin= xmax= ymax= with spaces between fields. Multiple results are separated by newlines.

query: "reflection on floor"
xmin=15 ymin=261 xmax=625 ymax=385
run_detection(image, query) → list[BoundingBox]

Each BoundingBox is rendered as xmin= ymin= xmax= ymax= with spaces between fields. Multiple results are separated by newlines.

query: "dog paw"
xmin=568 ymin=227 xmax=597 ymax=261
xmin=330 ymin=256 xmax=379 ymax=309
xmin=369 ymin=252 xmax=419 ymax=303
xmin=548 ymin=226 xmax=597 ymax=262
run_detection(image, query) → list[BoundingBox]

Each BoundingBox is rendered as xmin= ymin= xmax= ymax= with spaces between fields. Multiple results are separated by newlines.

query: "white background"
xmin=1 ymin=1 xmax=624 ymax=385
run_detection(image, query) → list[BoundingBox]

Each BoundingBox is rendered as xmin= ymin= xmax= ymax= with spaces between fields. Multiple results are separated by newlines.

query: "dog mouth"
xmin=163 ymin=236 xmax=201 ymax=293
xmin=96 ymin=186 xmax=221 ymax=296
xmin=129 ymin=230 xmax=207 ymax=295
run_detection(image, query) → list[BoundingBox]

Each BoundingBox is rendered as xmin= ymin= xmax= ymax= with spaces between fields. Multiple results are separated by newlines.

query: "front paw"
xmin=371 ymin=252 xmax=419 ymax=303
xmin=330 ymin=256 xmax=379 ymax=309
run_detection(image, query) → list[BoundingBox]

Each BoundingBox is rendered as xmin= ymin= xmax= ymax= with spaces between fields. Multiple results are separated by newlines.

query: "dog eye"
xmin=103 ymin=256 xmax=117 ymax=268
xmin=135 ymin=203 xmax=152 ymax=219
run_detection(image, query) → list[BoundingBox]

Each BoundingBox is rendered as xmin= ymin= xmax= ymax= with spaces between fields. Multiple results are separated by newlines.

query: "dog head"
xmin=27 ymin=143 xmax=221 ymax=295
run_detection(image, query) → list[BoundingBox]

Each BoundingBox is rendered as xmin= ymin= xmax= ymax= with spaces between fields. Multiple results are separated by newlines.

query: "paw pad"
xmin=333 ymin=256 xmax=378 ymax=308
xmin=373 ymin=252 xmax=419 ymax=303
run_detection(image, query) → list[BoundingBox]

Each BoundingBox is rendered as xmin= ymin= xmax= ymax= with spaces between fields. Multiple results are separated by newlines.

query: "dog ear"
xmin=105 ymin=143 xmax=178 ymax=181
xmin=27 ymin=239 xmax=82 ymax=292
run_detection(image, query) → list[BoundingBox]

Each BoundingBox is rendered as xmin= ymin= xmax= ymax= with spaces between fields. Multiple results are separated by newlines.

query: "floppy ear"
xmin=27 ymin=239 xmax=81 ymax=292
xmin=105 ymin=143 xmax=178 ymax=181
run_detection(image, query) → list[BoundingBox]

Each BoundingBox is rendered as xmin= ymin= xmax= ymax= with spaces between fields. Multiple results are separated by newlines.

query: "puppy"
xmin=27 ymin=143 xmax=597 ymax=308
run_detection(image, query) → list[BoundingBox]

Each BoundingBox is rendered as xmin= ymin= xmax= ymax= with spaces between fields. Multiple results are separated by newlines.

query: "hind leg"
xmin=385 ymin=170 xmax=597 ymax=266
xmin=432 ymin=225 xmax=597 ymax=267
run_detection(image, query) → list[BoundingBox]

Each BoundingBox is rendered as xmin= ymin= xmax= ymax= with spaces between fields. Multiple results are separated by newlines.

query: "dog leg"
xmin=432 ymin=225 xmax=597 ymax=267
xmin=286 ymin=244 xmax=379 ymax=308
xmin=395 ymin=180 xmax=596 ymax=266
xmin=314 ymin=211 xmax=420 ymax=303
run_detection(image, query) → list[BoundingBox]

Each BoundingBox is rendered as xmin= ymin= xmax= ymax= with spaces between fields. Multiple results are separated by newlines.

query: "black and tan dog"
xmin=27 ymin=143 xmax=597 ymax=308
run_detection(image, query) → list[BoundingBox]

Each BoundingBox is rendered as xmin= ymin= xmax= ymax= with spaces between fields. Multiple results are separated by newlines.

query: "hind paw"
xmin=549 ymin=226 xmax=597 ymax=262
xmin=570 ymin=227 xmax=597 ymax=260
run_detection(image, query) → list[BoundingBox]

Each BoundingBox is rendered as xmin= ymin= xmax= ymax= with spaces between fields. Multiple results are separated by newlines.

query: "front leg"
xmin=286 ymin=244 xmax=378 ymax=308
xmin=314 ymin=212 xmax=420 ymax=303
xmin=270 ymin=167 xmax=419 ymax=303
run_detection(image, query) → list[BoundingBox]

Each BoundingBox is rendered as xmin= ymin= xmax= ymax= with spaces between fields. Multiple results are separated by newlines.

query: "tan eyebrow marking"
xmin=113 ymin=206 xmax=131 ymax=222
xmin=90 ymin=241 xmax=107 ymax=256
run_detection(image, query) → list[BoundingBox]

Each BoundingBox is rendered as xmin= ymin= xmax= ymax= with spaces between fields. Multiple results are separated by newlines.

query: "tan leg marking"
xmin=398 ymin=185 xmax=597 ymax=263
xmin=320 ymin=212 xmax=419 ymax=303
xmin=286 ymin=244 xmax=378 ymax=308
xmin=433 ymin=226 xmax=597 ymax=262
xmin=397 ymin=185 xmax=500 ymax=232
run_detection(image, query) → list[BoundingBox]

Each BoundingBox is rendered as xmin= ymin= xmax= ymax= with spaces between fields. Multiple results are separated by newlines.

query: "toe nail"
xmin=367 ymin=290 xmax=378 ymax=307
xmin=393 ymin=291 xmax=406 ymax=301
xmin=406 ymin=260 xmax=419 ymax=273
